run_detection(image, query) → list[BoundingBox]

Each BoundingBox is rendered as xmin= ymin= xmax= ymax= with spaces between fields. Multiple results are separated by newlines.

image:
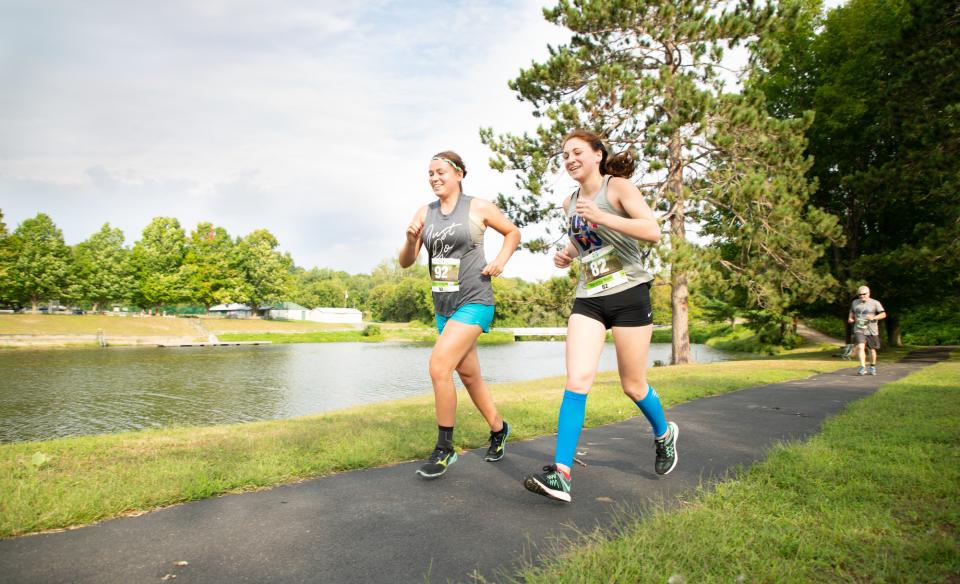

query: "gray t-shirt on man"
xmin=850 ymin=298 xmax=885 ymax=336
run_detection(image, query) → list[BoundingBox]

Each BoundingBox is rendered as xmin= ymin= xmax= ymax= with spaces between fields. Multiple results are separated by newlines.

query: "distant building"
xmin=264 ymin=302 xmax=310 ymax=321
xmin=208 ymin=303 xmax=254 ymax=318
xmin=308 ymin=307 xmax=363 ymax=324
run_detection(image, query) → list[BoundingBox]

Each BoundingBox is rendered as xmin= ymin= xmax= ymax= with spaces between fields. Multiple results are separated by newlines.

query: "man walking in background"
xmin=848 ymin=285 xmax=886 ymax=375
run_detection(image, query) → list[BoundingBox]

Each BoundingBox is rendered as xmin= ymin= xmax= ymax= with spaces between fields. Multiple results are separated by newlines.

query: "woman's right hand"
xmin=554 ymin=248 xmax=573 ymax=268
xmin=406 ymin=218 xmax=423 ymax=243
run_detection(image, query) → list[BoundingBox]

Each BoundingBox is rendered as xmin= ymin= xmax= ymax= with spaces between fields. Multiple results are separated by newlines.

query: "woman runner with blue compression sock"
xmin=400 ymin=150 xmax=521 ymax=479
xmin=523 ymin=130 xmax=678 ymax=503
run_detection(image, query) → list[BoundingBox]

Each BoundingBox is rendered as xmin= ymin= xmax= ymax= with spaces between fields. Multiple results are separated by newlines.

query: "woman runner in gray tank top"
xmin=399 ymin=150 xmax=521 ymax=479
xmin=523 ymin=130 xmax=679 ymax=503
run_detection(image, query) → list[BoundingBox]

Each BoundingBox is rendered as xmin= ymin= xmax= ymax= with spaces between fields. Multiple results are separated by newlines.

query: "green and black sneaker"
xmin=654 ymin=421 xmax=679 ymax=476
xmin=484 ymin=420 xmax=511 ymax=462
xmin=416 ymin=446 xmax=458 ymax=479
xmin=523 ymin=464 xmax=572 ymax=503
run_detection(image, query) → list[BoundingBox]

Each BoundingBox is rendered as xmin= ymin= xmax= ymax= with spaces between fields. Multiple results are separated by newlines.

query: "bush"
xmin=803 ymin=315 xmax=846 ymax=340
xmin=900 ymin=304 xmax=960 ymax=345
xmin=362 ymin=324 xmax=381 ymax=337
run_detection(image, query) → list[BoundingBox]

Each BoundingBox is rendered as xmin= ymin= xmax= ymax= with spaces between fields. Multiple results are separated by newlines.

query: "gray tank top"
xmin=567 ymin=175 xmax=653 ymax=298
xmin=422 ymin=194 xmax=494 ymax=317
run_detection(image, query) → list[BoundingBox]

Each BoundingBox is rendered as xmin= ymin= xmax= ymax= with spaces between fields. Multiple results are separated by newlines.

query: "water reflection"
xmin=0 ymin=341 xmax=733 ymax=443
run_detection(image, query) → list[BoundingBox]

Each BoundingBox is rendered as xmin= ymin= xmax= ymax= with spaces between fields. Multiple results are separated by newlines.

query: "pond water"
xmin=0 ymin=341 xmax=734 ymax=443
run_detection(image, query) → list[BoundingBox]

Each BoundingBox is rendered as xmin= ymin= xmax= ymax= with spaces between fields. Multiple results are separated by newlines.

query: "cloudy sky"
xmin=1 ymin=0 xmax=845 ymax=282
xmin=1 ymin=0 xmax=575 ymax=280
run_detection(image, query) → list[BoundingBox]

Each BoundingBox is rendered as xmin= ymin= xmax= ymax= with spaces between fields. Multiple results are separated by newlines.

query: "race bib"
xmin=431 ymin=257 xmax=460 ymax=292
xmin=582 ymin=246 xmax=629 ymax=295
xmin=855 ymin=317 xmax=869 ymax=330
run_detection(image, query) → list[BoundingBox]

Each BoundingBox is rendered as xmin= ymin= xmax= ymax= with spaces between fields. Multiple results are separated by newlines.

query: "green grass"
xmin=0 ymin=358 xmax=850 ymax=538
xmin=0 ymin=314 xmax=200 ymax=336
xmin=515 ymin=353 xmax=960 ymax=583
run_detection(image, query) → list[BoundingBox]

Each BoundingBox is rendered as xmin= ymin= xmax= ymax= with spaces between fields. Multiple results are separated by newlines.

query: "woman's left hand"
xmin=574 ymin=197 xmax=605 ymax=225
xmin=481 ymin=260 xmax=506 ymax=277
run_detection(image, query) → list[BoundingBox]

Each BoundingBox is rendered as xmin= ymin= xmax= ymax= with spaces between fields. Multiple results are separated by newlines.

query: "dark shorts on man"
xmin=571 ymin=281 xmax=653 ymax=329
xmin=853 ymin=332 xmax=881 ymax=350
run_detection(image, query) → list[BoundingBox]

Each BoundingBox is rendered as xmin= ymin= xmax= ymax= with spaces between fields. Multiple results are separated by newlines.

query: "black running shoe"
xmin=655 ymin=421 xmax=679 ymax=476
xmin=485 ymin=420 xmax=510 ymax=462
xmin=523 ymin=464 xmax=572 ymax=503
xmin=416 ymin=446 xmax=458 ymax=479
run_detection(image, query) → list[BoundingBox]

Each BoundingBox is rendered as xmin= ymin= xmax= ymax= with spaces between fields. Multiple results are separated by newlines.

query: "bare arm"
xmin=474 ymin=199 xmax=520 ymax=277
xmin=575 ymin=177 xmax=661 ymax=243
xmin=399 ymin=206 xmax=427 ymax=268
xmin=554 ymin=195 xmax=579 ymax=268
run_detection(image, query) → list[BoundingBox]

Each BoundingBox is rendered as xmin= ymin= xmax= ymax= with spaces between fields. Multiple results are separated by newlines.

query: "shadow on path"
xmin=0 ymin=348 xmax=951 ymax=584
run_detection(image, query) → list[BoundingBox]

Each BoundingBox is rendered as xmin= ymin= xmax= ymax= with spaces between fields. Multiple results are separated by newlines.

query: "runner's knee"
xmin=621 ymin=380 xmax=649 ymax=401
xmin=429 ymin=355 xmax=456 ymax=381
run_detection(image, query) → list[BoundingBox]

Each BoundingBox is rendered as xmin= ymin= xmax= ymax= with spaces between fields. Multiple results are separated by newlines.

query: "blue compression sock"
xmin=635 ymin=385 xmax=668 ymax=438
xmin=555 ymin=390 xmax=588 ymax=469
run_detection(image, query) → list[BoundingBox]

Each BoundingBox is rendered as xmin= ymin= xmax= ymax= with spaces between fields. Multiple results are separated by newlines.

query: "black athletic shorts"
xmin=571 ymin=282 xmax=653 ymax=329
xmin=854 ymin=332 xmax=881 ymax=350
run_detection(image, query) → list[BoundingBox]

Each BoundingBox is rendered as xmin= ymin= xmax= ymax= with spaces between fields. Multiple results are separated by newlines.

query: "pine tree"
xmin=482 ymin=0 xmax=838 ymax=362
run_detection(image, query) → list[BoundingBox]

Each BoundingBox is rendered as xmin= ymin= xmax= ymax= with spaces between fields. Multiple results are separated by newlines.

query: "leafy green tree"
xmin=290 ymin=267 xmax=353 ymax=308
xmin=757 ymin=0 xmax=960 ymax=344
xmin=9 ymin=213 xmax=71 ymax=312
xmin=131 ymin=217 xmax=188 ymax=312
xmin=183 ymin=222 xmax=245 ymax=308
xmin=0 ymin=210 xmax=15 ymax=305
xmin=492 ymin=276 xmax=575 ymax=327
xmin=69 ymin=223 xmax=135 ymax=312
xmin=482 ymin=0 xmax=838 ymax=362
xmin=368 ymin=278 xmax=433 ymax=323
xmin=235 ymin=229 xmax=294 ymax=313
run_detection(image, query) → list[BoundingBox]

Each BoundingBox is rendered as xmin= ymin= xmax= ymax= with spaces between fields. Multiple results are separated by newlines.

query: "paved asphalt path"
xmin=1 ymin=348 xmax=950 ymax=584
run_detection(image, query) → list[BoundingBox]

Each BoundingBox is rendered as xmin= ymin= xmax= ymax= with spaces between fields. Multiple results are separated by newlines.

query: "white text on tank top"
xmin=424 ymin=221 xmax=461 ymax=292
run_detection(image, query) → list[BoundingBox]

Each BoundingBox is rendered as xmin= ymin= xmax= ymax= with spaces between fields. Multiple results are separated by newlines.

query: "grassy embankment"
xmin=515 ymin=353 xmax=960 ymax=584
xmin=0 ymin=314 xmax=202 ymax=341
xmin=0 ymin=356 xmax=856 ymax=539
xmin=0 ymin=315 xmax=515 ymax=347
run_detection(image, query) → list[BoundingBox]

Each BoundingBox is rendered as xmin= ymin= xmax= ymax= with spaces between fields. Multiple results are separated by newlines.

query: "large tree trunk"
xmin=671 ymin=268 xmax=691 ymax=364
xmin=668 ymin=131 xmax=691 ymax=365
xmin=886 ymin=312 xmax=903 ymax=347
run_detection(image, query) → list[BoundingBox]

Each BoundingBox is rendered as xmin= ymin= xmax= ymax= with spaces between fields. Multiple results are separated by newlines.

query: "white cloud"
xmin=0 ymin=0 xmax=578 ymax=280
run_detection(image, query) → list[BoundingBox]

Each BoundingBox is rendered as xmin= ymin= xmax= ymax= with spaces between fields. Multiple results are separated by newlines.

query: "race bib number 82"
xmin=582 ymin=246 xmax=629 ymax=295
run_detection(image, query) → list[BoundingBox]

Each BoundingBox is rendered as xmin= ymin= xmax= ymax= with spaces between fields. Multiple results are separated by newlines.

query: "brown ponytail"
xmin=562 ymin=130 xmax=636 ymax=179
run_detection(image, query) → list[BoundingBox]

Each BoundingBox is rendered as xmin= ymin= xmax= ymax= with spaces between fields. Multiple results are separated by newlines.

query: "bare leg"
xmin=611 ymin=324 xmax=654 ymax=401
xmin=857 ymin=343 xmax=867 ymax=368
xmin=612 ymin=324 xmax=666 ymax=438
xmin=428 ymin=320 xmax=483 ymax=427
xmin=456 ymin=343 xmax=503 ymax=431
